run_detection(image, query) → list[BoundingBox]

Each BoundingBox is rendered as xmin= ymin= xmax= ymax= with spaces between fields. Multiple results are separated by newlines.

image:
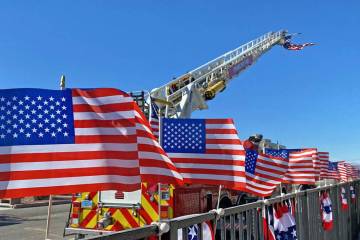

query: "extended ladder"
xmin=150 ymin=30 xmax=288 ymax=118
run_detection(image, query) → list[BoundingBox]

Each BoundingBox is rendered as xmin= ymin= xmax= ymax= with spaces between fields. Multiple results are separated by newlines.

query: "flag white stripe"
xmin=0 ymin=143 xmax=137 ymax=155
xmin=0 ymin=175 xmax=140 ymax=190
xmin=140 ymin=167 xmax=183 ymax=179
xmin=74 ymin=111 xmax=134 ymax=120
xmin=205 ymin=124 xmax=236 ymax=129
xmin=72 ymin=95 xmax=133 ymax=105
xmin=255 ymin=161 xmax=288 ymax=173
xmin=175 ymin=163 xmax=244 ymax=171
xmin=138 ymin=152 xmax=175 ymax=165
xmin=245 ymin=185 xmax=272 ymax=195
xmin=205 ymin=144 xmax=244 ymax=150
xmin=168 ymin=153 xmax=245 ymax=161
xmin=180 ymin=173 xmax=245 ymax=182
xmin=205 ymin=134 xmax=240 ymax=140
xmin=246 ymin=172 xmax=281 ymax=185
xmin=75 ymin=127 xmax=135 ymax=135
xmin=258 ymin=155 xmax=288 ymax=167
xmin=0 ymin=159 xmax=139 ymax=172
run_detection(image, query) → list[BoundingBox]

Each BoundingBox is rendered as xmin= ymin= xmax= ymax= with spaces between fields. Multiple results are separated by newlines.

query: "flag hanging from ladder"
xmin=161 ymin=118 xmax=246 ymax=190
xmin=0 ymin=88 xmax=182 ymax=198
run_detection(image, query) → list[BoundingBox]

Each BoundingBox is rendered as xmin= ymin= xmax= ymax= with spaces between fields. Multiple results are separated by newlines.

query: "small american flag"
xmin=266 ymin=149 xmax=316 ymax=184
xmin=283 ymin=41 xmax=315 ymax=50
xmin=162 ymin=118 xmax=246 ymax=190
xmin=245 ymin=150 xmax=288 ymax=197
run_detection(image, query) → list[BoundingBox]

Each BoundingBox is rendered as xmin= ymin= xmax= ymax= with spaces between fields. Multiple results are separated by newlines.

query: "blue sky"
xmin=0 ymin=1 xmax=359 ymax=162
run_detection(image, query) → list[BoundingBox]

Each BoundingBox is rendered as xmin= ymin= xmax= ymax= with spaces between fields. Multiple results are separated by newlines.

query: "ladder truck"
xmin=65 ymin=30 xmax=291 ymax=238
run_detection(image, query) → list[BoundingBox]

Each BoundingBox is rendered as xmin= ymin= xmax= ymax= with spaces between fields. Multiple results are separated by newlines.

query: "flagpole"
xmin=45 ymin=75 xmax=66 ymax=240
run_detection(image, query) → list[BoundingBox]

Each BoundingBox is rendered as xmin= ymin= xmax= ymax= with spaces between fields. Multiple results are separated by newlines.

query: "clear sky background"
xmin=0 ymin=1 xmax=359 ymax=163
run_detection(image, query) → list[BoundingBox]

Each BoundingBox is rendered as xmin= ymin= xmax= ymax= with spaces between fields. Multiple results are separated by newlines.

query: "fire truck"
xmin=64 ymin=30 xmax=292 ymax=238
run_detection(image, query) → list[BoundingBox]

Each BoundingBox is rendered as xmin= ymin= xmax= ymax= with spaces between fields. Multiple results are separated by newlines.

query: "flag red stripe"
xmin=205 ymin=119 xmax=234 ymax=124
xmin=72 ymin=88 xmax=128 ymax=98
xmin=0 ymin=167 xmax=140 ymax=181
xmin=73 ymin=103 xmax=134 ymax=113
xmin=0 ymin=183 xmax=139 ymax=199
xmin=0 ymin=151 xmax=138 ymax=163
xmin=74 ymin=119 xmax=135 ymax=128
xmin=171 ymin=158 xmax=245 ymax=166
xmin=206 ymin=139 xmax=242 ymax=145
xmin=75 ymin=135 xmax=136 ymax=144
xmin=205 ymin=129 xmax=238 ymax=134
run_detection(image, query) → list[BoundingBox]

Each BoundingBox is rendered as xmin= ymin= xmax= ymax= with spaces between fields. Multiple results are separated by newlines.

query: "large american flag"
xmin=244 ymin=150 xmax=288 ymax=197
xmin=266 ymin=149 xmax=316 ymax=184
xmin=162 ymin=118 xmax=246 ymax=190
xmin=0 ymin=88 xmax=181 ymax=198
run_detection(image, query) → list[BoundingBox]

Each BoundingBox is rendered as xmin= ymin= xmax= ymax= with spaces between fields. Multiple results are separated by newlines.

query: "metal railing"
xmin=84 ymin=180 xmax=360 ymax=240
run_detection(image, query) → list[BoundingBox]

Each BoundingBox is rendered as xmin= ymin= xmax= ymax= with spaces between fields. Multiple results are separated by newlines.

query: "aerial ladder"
xmin=150 ymin=30 xmax=289 ymax=118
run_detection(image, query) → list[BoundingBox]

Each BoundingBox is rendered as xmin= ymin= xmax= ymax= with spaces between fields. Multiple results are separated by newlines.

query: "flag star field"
xmin=0 ymin=89 xmax=74 ymax=146
xmin=162 ymin=118 xmax=206 ymax=153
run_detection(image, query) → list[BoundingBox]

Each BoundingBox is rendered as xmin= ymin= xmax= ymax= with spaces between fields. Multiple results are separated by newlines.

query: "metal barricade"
xmin=83 ymin=180 xmax=360 ymax=240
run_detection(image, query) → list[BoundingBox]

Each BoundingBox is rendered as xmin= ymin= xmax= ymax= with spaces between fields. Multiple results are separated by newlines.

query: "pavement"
xmin=0 ymin=203 xmax=73 ymax=240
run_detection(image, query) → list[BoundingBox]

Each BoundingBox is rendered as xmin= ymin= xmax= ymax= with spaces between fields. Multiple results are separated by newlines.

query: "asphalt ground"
xmin=0 ymin=204 xmax=72 ymax=240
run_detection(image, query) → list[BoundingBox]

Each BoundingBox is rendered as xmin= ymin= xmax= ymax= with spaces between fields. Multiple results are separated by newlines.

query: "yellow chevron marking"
xmin=113 ymin=209 xmax=133 ymax=229
xmin=86 ymin=212 xmax=98 ymax=229
xmin=139 ymin=215 xmax=147 ymax=227
xmin=141 ymin=195 xmax=158 ymax=221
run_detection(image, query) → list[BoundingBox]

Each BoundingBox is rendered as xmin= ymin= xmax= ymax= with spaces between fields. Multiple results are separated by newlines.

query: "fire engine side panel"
xmin=69 ymin=183 xmax=174 ymax=232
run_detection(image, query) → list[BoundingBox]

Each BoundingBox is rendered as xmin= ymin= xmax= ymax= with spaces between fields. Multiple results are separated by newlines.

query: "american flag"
xmin=0 ymin=88 xmax=141 ymax=198
xmin=318 ymin=152 xmax=329 ymax=179
xmin=321 ymin=161 xmax=340 ymax=180
xmin=283 ymin=41 xmax=315 ymax=51
xmin=244 ymin=150 xmax=288 ymax=197
xmin=337 ymin=161 xmax=348 ymax=182
xmin=266 ymin=149 xmax=316 ymax=185
xmin=134 ymin=105 xmax=183 ymax=184
xmin=162 ymin=118 xmax=246 ymax=190
xmin=0 ymin=88 xmax=182 ymax=198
